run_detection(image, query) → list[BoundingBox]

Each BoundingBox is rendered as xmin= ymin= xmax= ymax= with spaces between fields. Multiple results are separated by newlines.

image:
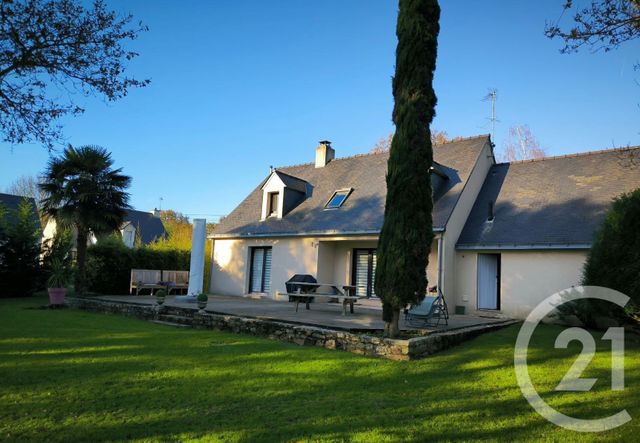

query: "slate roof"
xmin=122 ymin=209 xmax=167 ymax=244
xmin=0 ymin=192 xmax=41 ymax=230
xmin=214 ymin=135 xmax=491 ymax=238
xmin=457 ymin=147 xmax=640 ymax=249
xmin=271 ymin=170 xmax=308 ymax=193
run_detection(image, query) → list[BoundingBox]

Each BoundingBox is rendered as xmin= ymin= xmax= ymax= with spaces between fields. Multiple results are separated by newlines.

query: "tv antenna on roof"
xmin=482 ymin=88 xmax=498 ymax=144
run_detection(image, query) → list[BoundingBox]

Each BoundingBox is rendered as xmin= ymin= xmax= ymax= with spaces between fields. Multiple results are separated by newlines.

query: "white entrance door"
xmin=477 ymin=254 xmax=500 ymax=310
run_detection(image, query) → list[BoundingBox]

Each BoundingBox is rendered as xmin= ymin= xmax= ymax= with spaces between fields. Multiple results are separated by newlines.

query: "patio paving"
xmin=96 ymin=294 xmax=511 ymax=333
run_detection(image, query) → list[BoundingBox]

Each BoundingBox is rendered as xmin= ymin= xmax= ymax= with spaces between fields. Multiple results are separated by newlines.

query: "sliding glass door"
xmin=249 ymin=247 xmax=272 ymax=293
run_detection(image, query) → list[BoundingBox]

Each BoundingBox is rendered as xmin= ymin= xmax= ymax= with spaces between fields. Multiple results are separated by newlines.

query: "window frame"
xmin=351 ymin=248 xmax=377 ymax=298
xmin=324 ymin=188 xmax=353 ymax=210
xmin=249 ymin=246 xmax=272 ymax=293
xmin=267 ymin=192 xmax=279 ymax=217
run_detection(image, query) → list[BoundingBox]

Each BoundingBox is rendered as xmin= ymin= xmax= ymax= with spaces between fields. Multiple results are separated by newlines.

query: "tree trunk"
xmin=75 ymin=229 xmax=88 ymax=296
xmin=383 ymin=308 xmax=401 ymax=338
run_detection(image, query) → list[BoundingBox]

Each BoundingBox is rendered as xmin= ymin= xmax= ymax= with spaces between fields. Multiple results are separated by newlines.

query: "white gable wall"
xmin=261 ymin=173 xmax=286 ymax=220
xmin=439 ymin=141 xmax=495 ymax=305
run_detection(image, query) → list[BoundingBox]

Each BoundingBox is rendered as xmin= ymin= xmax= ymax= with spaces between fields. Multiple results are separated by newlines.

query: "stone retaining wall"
xmin=68 ymin=297 xmax=518 ymax=361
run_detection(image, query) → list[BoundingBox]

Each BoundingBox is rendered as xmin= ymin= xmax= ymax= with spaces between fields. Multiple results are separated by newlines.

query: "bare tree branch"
xmin=0 ymin=0 xmax=150 ymax=150
xmin=545 ymin=0 xmax=640 ymax=54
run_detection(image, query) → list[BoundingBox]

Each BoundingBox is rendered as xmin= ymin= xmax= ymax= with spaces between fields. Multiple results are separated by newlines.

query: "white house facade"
xmin=208 ymin=136 xmax=640 ymax=319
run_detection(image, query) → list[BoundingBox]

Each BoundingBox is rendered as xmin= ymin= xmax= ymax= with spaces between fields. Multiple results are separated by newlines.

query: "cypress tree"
xmin=375 ymin=0 xmax=440 ymax=337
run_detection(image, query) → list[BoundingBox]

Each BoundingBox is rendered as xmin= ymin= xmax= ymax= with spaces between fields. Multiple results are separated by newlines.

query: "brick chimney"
xmin=315 ymin=140 xmax=335 ymax=168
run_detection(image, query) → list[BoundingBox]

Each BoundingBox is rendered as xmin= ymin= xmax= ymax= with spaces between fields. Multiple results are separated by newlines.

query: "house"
xmin=208 ymin=137 xmax=640 ymax=319
xmin=0 ymin=193 xmax=41 ymax=230
xmin=118 ymin=209 xmax=167 ymax=247
xmin=43 ymin=209 xmax=166 ymax=248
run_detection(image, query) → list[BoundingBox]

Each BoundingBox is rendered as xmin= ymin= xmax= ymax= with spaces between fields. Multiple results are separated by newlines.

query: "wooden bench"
xmin=130 ymin=269 xmax=162 ymax=295
xmin=130 ymin=269 xmax=190 ymax=295
xmin=162 ymin=270 xmax=189 ymax=295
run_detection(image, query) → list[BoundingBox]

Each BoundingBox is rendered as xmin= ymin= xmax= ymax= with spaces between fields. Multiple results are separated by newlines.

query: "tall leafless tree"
xmin=371 ymin=130 xmax=455 ymax=154
xmin=499 ymin=125 xmax=547 ymax=162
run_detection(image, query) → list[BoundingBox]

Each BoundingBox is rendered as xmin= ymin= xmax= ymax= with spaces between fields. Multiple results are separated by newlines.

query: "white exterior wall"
xmin=455 ymin=250 xmax=587 ymax=319
xmin=209 ymin=236 xmax=441 ymax=299
xmin=209 ymin=237 xmax=318 ymax=297
xmin=323 ymin=240 xmax=378 ymax=287
xmin=455 ymin=251 xmax=478 ymax=311
xmin=441 ymin=142 xmax=495 ymax=304
xmin=121 ymin=224 xmax=136 ymax=248
xmin=500 ymin=251 xmax=586 ymax=318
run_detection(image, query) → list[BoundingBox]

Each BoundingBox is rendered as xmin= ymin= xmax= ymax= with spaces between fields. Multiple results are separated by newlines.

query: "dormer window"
xmin=268 ymin=192 xmax=279 ymax=217
xmin=261 ymin=170 xmax=308 ymax=220
xmin=325 ymin=189 xmax=352 ymax=209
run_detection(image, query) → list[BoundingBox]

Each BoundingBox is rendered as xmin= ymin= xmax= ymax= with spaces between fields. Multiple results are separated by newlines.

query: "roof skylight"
xmin=325 ymin=189 xmax=352 ymax=209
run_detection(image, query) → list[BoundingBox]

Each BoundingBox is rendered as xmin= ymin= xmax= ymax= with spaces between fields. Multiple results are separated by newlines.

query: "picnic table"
xmin=286 ymin=282 xmax=359 ymax=315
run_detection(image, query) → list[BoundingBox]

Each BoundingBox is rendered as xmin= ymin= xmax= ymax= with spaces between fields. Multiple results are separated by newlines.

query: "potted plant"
xmin=197 ymin=293 xmax=208 ymax=310
xmin=47 ymin=258 xmax=71 ymax=306
xmin=155 ymin=289 xmax=167 ymax=305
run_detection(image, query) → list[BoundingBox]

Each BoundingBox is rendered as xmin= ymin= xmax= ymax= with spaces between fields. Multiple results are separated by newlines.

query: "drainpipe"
xmin=437 ymin=235 xmax=444 ymax=295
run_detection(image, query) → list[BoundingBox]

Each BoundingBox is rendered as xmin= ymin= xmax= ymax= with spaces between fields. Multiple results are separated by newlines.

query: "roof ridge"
xmin=276 ymin=134 xmax=490 ymax=170
xmin=435 ymin=133 xmax=491 ymax=146
xmin=273 ymin=169 xmax=308 ymax=182
xmin=275 ymin=150 xmax=386 ymax=170
xmin=496 ymin=145 xmax=640 ymax=166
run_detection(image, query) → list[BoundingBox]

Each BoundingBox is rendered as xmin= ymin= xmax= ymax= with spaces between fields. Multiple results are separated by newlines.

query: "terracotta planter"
xmin=48 ymin=288 xmax=67 ymax=305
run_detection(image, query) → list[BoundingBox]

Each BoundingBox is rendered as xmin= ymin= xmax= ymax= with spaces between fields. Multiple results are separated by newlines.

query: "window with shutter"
xmin=352 ymin=249 xmax=377 ymax=298
xmin=249 ymin=247 xmax=272 ymax=293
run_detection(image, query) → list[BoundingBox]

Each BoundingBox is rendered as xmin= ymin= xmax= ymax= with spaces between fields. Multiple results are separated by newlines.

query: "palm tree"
xmin=40 ymin=145 xmax=131 ymax=295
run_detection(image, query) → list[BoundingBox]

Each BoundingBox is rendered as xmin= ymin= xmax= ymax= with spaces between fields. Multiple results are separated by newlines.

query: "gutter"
xmin=210 ymin=226 xmax=446 ymax=240
xmin=456 ymin=243 xmax=591 ymax=251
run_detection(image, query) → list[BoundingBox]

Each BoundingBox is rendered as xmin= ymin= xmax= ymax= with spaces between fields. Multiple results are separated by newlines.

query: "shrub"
xmin=576 ymin=188 xmax=640 ymax=326
xmin=86 ymin=238 xmax=190 ymax=294
xmin=0 ymin=199 xmax=42 ymax=297
xmin=47 ymin=258 xmax=72 ymax=288
xmin=41 ymin=228 xmax=74 ymax=289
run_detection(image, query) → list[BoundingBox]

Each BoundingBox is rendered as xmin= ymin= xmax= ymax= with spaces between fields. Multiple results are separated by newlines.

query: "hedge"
xmin=86 ymin=237 xmax=190 ymax=295
xmin=581 ymin=187 xmax=640 ymax=323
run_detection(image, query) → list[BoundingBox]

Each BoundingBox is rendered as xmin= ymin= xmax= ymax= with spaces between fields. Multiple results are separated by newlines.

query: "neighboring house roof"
xmin=214 ymin=135 xmax=491 ymax=238
xmin=121 ymin=209 xmax=167 ymax=244
xmin=457 ymin=147 xmax=640 ymax=249
xmin=0 ymin=192 xmax=40 ymax=230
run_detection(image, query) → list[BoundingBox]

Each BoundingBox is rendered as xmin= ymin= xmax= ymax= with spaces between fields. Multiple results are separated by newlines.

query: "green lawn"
xmin=1 ymin=298 xmax=638 ymax=442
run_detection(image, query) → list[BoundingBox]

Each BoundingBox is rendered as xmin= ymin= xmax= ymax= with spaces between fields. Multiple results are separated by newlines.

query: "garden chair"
xmin=404 ymin=289 xmax=449 ymax=327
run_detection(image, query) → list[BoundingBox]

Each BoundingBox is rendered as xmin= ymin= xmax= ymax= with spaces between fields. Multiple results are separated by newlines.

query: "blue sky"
xmin=1 ymin=0 xmax=639 ymax=221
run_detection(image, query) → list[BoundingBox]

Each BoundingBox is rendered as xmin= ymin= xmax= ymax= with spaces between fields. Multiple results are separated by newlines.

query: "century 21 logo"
xmin=554 ymin=326 xmax=624 ymax=392
xmin=514 ymin=286 xmax=631 ymax=433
